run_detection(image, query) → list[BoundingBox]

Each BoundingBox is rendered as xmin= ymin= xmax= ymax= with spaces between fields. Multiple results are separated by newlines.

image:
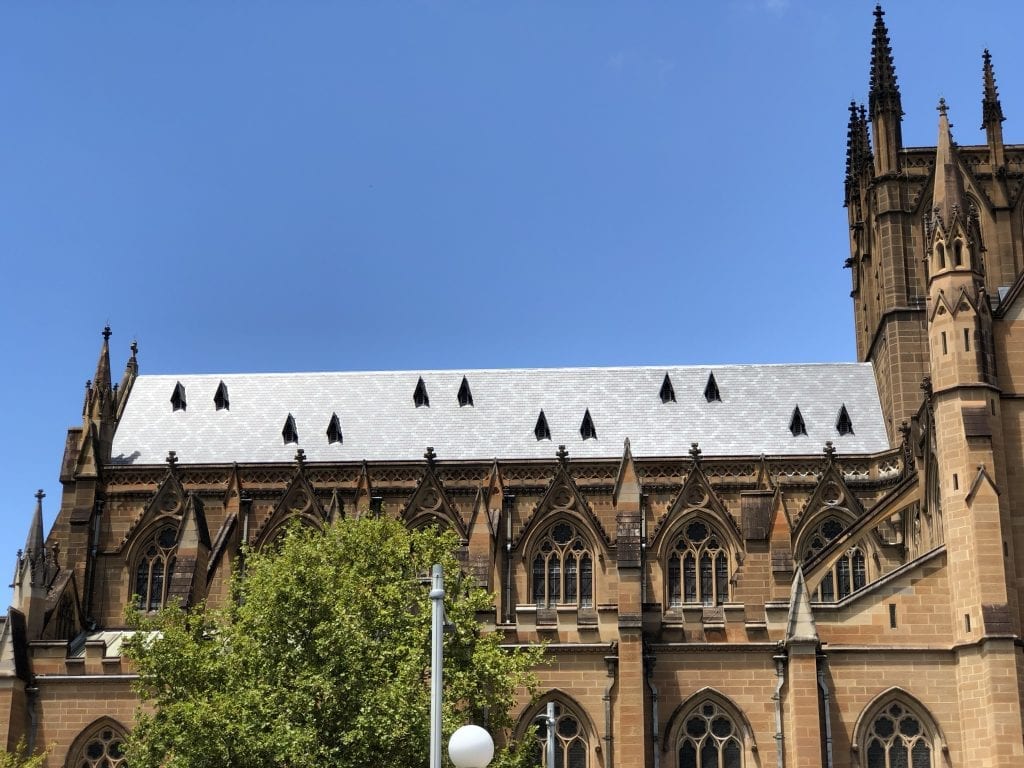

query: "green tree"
xmin=123 ymin=517 xmax=542 ymax=768
xmin=0 ymin=741 xmax=47 ymax=768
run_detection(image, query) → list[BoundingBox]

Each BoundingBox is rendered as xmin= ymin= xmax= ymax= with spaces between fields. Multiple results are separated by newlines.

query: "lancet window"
xmin=70 ymin=720 xmax=129 ymax=768
xmin=803 ymin=517 xmax=866 ymax=601
xmin=133 ymin=524 xmax=177 ymax=611
xmin=531 ymin=522 xmax=593 ymax=608
xmin=667 ymin=520 xmax=730 ymax=607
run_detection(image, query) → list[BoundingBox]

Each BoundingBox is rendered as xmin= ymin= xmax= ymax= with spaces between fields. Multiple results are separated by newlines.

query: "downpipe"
xmin=773 ymin=653 xmax=786 ymax=768
xmin=817 ymin=655 xmax=834 ymax=768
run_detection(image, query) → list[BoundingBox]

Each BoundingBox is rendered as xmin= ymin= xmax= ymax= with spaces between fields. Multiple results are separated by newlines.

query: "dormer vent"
xmin=836 ymin=404 xmax=854 ymax=436
xmin=580 ymin=409 xmax=597 ymax=440
xmin=327 ymin=412 xmax=343 ymax=444
xmin=704 ymin=372 xmax=721 ymax=402
xmin=171 ymin=381 xmax=187 ymax=412
xmin=534 ymin=410 xmax=551 ymax=441
xmin=214 ymin=381 xmax=229 ymax=411
xmin=789 ymin=406 xmax=807 ymax=437
xmin=659 ymin=373 xmax=676 ymax=403
xmin=282 ymin=413 xmax=299 ymax=444
xmin=413 ymin=377 xmax=429 ymax=408
xmin=457 ymin=376 xmax=473 ymax=407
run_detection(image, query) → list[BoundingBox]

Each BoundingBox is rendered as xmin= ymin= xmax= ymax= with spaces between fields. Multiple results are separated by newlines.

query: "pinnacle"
xmin=982 ymin=48 xmax=1005 ymax=129
xmin=869 ymin=4 xmax=901 ymax=116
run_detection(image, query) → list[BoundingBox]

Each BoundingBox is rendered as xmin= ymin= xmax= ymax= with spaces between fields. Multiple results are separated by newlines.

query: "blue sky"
xmin=2 ymin=1 xmax=1022 ymax=592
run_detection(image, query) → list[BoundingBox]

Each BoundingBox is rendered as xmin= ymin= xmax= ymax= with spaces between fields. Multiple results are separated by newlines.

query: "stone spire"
xmin=25 ymin=490 xmax=45 ymax=564
xmin=868 ymin=5 xmax=903 ymax=175
xmin=93 ymin=325 xmax=112 ymax=396
xmin=981 ymin=49 xmax=1006 ymax=168
xmin=931 ymin=99 xmax=968 ymax=233
xmin=844 ymin=101 xmax=872 ymax=214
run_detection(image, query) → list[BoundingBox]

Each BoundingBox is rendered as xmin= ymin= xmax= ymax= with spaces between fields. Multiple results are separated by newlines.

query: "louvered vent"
xmin=282 ymin=413 xmax=299 ymax=444
xmin=789 ymin=406 xmax=807 ymax=436
xmin=413 ymin=377 xmax=429 ymax=408
xmin=836 ymin=404 xmax=854 ymax=436
xmin=704 ymin=372 xmax=721 ymax=402
xmin=457 ymin=376 xmax=473 ymax=407
xmin=580 ymin=409 xmax=597 ymax=440
xmin=534 ymin=410 xmax=551 ymax=441
xmin=214 ymin=381 xmax=229 ymax=411
xmin=659 ymin=373 xmax=676 ymax=403
xmin=327 ymin=413 xmax=343 ymax=444
xmin=171 ymin=381 xmax=187 ymax=412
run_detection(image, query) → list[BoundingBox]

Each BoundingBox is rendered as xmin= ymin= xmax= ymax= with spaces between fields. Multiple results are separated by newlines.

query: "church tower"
xmin=846 ymin=5 xmax=929 ymax=443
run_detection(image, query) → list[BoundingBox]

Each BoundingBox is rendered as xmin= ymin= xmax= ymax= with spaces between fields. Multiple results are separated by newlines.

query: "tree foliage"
xmin=123 ymin=517 xmax=542 ymax=768
xmin=0 ymin=741 xmax=47 ymax=768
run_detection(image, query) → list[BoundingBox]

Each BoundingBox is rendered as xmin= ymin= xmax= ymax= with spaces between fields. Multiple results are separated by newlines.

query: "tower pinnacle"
xmin=982 ymin=49 xmax=1006 ymax=168
xmin=868 ymin=5 xmax=903 ymax=175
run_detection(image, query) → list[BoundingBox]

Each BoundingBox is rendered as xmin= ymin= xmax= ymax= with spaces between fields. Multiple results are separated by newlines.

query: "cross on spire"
xmin=556 ymin=444 xmax=569 ymax=466
xmin=166 ymin=450 xmax=178 ymax=467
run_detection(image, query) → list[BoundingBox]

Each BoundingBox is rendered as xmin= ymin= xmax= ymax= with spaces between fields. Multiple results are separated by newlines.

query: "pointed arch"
xmin=126 ymin=517 xmax=179 ymax=611
xmin=852 ymin=688 xmax=946 ymax=767
xmin=402 ymin=469 xmax=467 ymax=540
xmin=252 ymin=470 xmax=326 ymax=549
xmin=515 ymin=690 xmax=598 ymax=768
xmin=662 ymin=688 xmax=755 ymax=760
xmin=526 ymin=518 xmax=597 ymax=608
xmin=64 ymin=716 xmax=129 ymax=768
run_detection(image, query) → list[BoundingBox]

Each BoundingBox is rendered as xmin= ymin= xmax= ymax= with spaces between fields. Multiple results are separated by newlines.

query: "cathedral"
xmin=4 ymin=6 xmax=1024 ymax=767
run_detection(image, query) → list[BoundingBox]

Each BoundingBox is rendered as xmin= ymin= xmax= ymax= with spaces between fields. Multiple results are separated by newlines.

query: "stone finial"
xmin=295 ymin=448 xmax=306 ymax=467
xmin=937 ymin=97 xmax=948 ymax=117
xmin=823 ymin=441 xmax=836 ymax=464
xmin=424 ymin=446 xmax=437 ymax=467
xmin=102 ymin=325 xmax=112 ymax=342
xmin=689 ymin=442 xmax=703 ymax=465
xmin=166 ymin=450 xmax=178 ymax=467
xmin=556 ymin=444 xmax=569 ymax=467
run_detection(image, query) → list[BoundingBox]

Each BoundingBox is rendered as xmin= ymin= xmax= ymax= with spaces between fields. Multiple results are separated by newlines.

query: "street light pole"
xmin=430 ymin=564 xmax=445 ymax=768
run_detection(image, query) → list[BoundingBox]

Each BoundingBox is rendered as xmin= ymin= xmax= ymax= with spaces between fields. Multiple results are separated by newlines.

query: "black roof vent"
xmin=659 ymin=373 xmax=676 ymax=403
xmin=457 ymin=376 xmax=473 ymax=407
xmin=413 ymin=377 xmax=429 ymax=408
xmin=580 ymin=409 xmax=597 ymax=440
xmin=789 ymin=406 xmax=807 ymax=437
xmin=836 ymin=404 xmax=854 ymax=436
xmin=534 ymin=410 xmax=551 ymax=441
xmin=704 ymin=372 xmax=721 ymax=402
xmin=171 ymin=381 xmax=187 ymax=412
xmin=282 ymin=413 xmax=299 ymax=444
xmin=327 ymin=412 xmax=343 ymax=445
xmin=214 ymin=381 xmax=229 ymax=411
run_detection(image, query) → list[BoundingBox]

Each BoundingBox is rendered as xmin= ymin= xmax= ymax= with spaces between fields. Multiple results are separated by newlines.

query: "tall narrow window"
xmin=935 ymin=242 xmax=946 ymax=269
xmin=668 ymin=521 xmax=731 ymax=607
xmin=532 ymin=522 xmax=594 ymax=608
xmin=963 ymin=328 xmax=971 ymax=352
xmin=134 ymin=525 xmax=177 ymax=611
xmin=677 ymin=700 xmax=743 ymax=768
xmin=953 ymin=239 xmax=963 ymax=267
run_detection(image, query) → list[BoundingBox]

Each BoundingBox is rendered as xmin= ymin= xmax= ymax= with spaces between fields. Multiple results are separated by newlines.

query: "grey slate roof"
xmin=110 ymin=364 xmax=890 ymax=465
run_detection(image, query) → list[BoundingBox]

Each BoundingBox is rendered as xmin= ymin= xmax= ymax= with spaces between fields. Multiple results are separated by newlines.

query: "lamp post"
xmin=449 ymin=725 xmax=495 ymax=768
xmin=430 ymin=563 xmax=495 ymax=768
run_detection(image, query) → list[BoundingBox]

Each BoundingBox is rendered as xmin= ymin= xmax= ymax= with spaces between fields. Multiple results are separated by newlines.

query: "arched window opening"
xmin=803 ymin=517 xmax=867 ymax=601
xmin=134 ymin=524 xmax=177 ymax=611
xmin=668 ymin=520 xmax=730 ymax=608
xmin=532 ymin=522 xmax=593 ymax=609
xmin=71 ymin=721 xmax=129 ymax=768
xmin=935 ymin=242 xmax=946 ymax=269
xmin=677 ymin=700 xmax=743 ymax=768
xmin=530 ymin=702 xmax=590 ymax=768
xmin=863 ymin=702 xmax=934 ymax=768
xmin=953 ymin=239 xmax=963 ymax=267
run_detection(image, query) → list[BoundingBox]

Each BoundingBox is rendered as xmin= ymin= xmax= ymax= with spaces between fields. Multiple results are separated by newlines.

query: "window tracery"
xmin=802 ymin=516 xmax=866 ymax=601
xmin=532 ymin=522 xmax=593 ymax=608
xmin=862 ymin=701 xmax=935 ymax=768
xmin=529 ymin=701 xmax=590 ymax=768
xmin=667 ymin=520 xmax=730 ymax=607
xmin=677 ymin=700 xmax=743 ymax=768
xmin=133 ymin=524 xmax=177 ymax=611
xmin=70 ymin=721 xmax=128 ymax=768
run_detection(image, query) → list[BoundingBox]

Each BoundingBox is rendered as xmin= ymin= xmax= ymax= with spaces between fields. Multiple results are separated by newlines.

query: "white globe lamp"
xmin=448 ymin=724 xmax=495 ymax=768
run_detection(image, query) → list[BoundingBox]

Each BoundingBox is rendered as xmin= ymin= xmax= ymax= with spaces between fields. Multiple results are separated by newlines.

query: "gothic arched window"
xmin=532 ymin=522 xmax=593 ymax=608
xmin=69 ymin=720 xmax=129 ymax=768
xmin=134 ymin=524 xmax=177 ymax=611
xmin=530 ymin=701 xmax=590 ymax=768
xmin=667 ymin=520 xmax=730 ymax=607
xmin=803 ymin=517 xmax=866 ymax=601
xmin=677 ymin=700 xmax=743 ymax=768
xmin=862 ymin=701 xmax=935 ymax=768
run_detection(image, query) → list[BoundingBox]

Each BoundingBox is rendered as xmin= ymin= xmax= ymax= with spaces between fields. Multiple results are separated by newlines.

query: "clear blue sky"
xmin=2 ymin=1 xmax=1022 ymax=592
